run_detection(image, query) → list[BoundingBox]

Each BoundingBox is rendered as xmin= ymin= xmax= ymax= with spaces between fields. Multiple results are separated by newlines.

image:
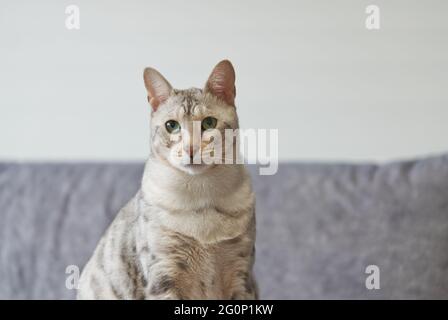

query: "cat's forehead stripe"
xmin=173 ymin=88 xmax=203 ymax=115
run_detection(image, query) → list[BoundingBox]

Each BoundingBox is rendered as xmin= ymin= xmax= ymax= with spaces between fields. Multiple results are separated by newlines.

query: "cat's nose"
xmin=183 ymin=145 xmax=197 ymax=158
xmin=183 ymin=145 xmax=198 ymax=164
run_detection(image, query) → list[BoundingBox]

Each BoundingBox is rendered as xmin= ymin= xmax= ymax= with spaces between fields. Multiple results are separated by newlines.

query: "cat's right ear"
xmin=143 ymin=67 xmax=173 ymax=111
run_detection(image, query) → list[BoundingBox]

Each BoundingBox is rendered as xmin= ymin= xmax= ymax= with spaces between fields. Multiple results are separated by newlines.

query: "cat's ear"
xmin=143 ymin=67 xmax=173 ymax=111
xmin=204 ymin=60 xmax=236 ymax=106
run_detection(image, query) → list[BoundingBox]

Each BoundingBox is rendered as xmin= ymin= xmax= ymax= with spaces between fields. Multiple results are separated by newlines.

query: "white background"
xmin=1 ymin=0 xmax=447 ymax=162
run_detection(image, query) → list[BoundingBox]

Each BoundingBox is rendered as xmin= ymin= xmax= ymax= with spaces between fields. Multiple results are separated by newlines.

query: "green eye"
xmin=201 ymin=117 xmax=217 ymax=130
xmin=165 ymin=120 xmax=180 ymax=133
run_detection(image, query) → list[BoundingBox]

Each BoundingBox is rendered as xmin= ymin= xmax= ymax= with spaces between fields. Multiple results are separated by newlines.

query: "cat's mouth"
xmin=167 ymin=151 xmax=217 ymax=175
xmin=183 ymin=162 xmax=208 ymax=168
xmin=179 ymin=162 xmax=214 ymax=175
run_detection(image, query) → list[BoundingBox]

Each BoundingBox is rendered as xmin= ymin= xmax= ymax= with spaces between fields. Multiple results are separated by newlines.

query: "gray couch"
xmin=1 ymin=155 xmax=448 ymax=299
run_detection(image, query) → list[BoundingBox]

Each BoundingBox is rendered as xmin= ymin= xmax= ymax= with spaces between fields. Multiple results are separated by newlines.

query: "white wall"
xmin=1 ymin=0 xmax=447 ymax=162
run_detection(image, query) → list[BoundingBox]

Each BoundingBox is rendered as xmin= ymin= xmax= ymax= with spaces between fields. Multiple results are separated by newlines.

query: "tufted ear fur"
xmin=204 ymin=60 xmax=236 ymax=106
xmin=143 ymin=67 xmax=173 ymax=111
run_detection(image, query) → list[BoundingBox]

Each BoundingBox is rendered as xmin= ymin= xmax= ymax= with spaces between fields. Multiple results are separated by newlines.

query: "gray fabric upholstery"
xmin=1 ymin=156 xmax=448 ymax=299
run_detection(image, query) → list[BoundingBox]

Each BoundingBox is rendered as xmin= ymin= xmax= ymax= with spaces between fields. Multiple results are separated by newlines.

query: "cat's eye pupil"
xmin=201 ymin=117 xmax=217 ymax=130
xmin=165 ymin=120 xmax=180 ymax=133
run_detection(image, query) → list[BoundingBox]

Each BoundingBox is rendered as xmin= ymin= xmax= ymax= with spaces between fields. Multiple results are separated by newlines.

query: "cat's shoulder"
xmin=109 ymin=190 xmax=144 ymax=229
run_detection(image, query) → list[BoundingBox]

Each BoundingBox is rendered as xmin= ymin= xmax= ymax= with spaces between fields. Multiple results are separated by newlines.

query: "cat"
xmin=77 ymin=60 xmax=258 ymax=300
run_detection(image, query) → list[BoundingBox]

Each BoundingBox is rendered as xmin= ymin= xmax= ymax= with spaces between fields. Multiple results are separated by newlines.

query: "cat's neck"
xmin=140 ymin=155 xmax=255 ymax=244
xmin=141 ymin=155 xmax=253 ymax=213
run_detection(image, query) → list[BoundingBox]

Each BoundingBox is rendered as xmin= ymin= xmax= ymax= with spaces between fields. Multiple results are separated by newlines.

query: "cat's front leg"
xmin=229 ymin=272 xmax=259 ymax=300
xmin=145 ymin=273 xmax=186 ymax=300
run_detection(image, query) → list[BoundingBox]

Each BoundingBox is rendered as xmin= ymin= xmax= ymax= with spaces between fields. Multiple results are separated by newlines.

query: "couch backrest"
xmin=0 ymin=157 xmax=447 ymax=299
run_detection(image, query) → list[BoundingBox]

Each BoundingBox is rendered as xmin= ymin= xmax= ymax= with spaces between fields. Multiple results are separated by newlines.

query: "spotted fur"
xmin=77 ymin=60 xmax=257 ymax=300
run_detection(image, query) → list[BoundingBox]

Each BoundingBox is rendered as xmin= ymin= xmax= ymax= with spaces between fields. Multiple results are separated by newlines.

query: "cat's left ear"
xmin=204 ymin=60 xmax=236 ymax=106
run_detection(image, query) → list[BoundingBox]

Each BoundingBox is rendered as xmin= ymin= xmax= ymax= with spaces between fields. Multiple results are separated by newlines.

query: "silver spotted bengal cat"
xmin=77 ymin=60 xmax=257 ymax=300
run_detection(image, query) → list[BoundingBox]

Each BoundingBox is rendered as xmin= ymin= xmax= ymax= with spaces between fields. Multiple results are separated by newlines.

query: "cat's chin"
xmin=179 ymin=163 xmax=213 ymax=175
xmin=170 ymin=162 xmax=214 ymax=175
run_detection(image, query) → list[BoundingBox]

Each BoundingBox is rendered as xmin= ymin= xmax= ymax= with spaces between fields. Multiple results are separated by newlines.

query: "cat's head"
xmin=143 ymin=60 xmax=239 ymax=175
